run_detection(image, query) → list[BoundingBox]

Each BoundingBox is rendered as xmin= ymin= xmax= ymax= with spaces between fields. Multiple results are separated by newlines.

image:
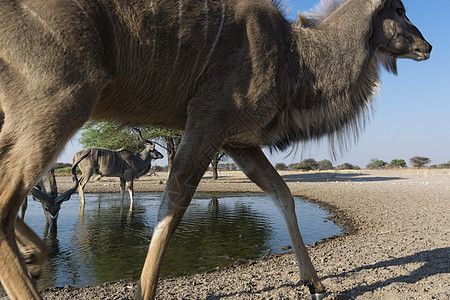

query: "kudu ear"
xmin=370 ymin=0 xmax=387 ymax=10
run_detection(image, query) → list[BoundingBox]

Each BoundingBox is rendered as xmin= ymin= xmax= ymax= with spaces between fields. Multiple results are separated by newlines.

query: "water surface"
xmin=21 ymin=192 xmax=341 ymax=290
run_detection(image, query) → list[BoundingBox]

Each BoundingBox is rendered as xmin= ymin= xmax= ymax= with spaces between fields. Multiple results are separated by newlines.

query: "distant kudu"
xmin=0 ymin=0 xmax=431 ymax=299
xmin=73 ymin=129 xmax=163 ymax=211
xmin=28 ymin=150 xmax=90 ymax=231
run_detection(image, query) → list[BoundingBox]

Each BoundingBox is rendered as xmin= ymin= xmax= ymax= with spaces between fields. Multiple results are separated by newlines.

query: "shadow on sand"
xmin=203 ymin=247 xmax=449 ymax=299
xmin=281 ymin=172 xmax=404 ymax=183
xmin=324 ymin=247 xmax=450 ymax=298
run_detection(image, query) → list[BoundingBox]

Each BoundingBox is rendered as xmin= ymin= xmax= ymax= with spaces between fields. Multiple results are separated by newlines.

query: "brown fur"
xmin=0 ymin=0 xmax=431 ymax=299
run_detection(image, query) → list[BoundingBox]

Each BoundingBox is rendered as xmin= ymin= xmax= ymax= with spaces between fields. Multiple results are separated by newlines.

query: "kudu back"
xmin=0 ymin=0 xmax=430 ymax=299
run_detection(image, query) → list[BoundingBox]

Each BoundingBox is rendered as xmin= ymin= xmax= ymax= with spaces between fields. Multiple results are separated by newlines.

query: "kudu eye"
xmin=396 ymin=8 xmax=404 ymax=16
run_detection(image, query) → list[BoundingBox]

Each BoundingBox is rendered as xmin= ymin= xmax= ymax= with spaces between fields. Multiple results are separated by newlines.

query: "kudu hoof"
xmin=306 ymin=282 xmax=327 ymax=300
xmin=22 ymin=253 xmax=44 ymax=279
xmin=311 ymin=292 xmax=327 ymax=300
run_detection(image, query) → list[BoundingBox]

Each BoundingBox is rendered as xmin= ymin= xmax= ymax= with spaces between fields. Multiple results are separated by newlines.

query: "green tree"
xmin=79 ymin=122 xmax=145 ymax=152
xmin=366 ymin=159 xmax=387 ymax=169
xmin=388 ymin=158 xmax=407 ymax=168
xmin=318 ymin=159 xmax=334 ymax=170
xmin=301 ymin=158 xmax=319 ymax=170
xmin=293 ymin=162 xmax=311 ymax=171
xmin=409 ymin=156 xmax=431 ymax=169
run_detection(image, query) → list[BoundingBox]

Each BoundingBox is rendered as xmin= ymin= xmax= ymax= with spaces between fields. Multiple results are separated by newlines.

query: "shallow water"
xmin=21 ymin=192 xmax=341 ymax=290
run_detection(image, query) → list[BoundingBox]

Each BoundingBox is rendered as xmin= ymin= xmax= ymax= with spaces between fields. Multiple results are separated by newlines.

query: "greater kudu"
xmin=0 ymin=0 xmax=431 ymax=299
xmin=73 ymin=130 xmax=163 ymax=211
xmin=29 ymin=150 xmax=91 ymax=231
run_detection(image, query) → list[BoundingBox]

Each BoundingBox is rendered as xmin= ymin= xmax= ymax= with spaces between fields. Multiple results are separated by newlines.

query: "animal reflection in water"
xmin=0 ymin=0 xmax=431 ymax=299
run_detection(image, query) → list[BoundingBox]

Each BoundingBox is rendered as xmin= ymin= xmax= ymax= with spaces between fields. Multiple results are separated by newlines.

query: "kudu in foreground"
xmin=0 ymin=0 xmax=431 ymax=299
xmin=28 ymin=150 xmax=90 ymax=231
xmin=73 ymin=130 xmax=163 ymax=211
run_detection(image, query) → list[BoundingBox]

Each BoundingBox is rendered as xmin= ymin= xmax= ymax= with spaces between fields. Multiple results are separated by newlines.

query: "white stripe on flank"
xmin=20 ymin=3 xmax=60 ymax=42
xmin=150 ymin=1 xmax=156 ymax=62
xmin=199 ymin=0 xmax=225 ymax=78
xmin=204 ymin=0 xmax=209 ymax=38
xmin=73 ymin=0 xmax=103 ymax=47
xmin=101 ymin=0 xmax=120 ymax=70
xmin=174 ymin=0 xmax=183 ymax=67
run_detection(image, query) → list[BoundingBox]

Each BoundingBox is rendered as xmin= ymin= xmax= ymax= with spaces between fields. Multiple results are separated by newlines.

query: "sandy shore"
xmin=6 ymin=169 xmax=450 ymax=299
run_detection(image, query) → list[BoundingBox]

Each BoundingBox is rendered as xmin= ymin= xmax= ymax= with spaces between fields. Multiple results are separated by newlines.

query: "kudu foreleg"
xmin=0 ymin=184 xmax=42 ymax=300
xmin=136 ymin=129 xmax=222 ymax=299
xmin=223 ymin=145 xmax=326 ymax=298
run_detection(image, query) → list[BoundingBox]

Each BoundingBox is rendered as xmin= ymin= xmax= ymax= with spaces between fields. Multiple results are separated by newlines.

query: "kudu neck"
xmin=271 ymin=2 xmax=382 ymax=150
xmin=292 ymin=8 xmax=377 ymax=99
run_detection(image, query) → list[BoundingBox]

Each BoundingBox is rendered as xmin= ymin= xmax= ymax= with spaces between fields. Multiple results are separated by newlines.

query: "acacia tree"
xmin=410 ymin=156 xmax=431 ymax=169
xmin=79 ymin=122 xmax=146 ymax=152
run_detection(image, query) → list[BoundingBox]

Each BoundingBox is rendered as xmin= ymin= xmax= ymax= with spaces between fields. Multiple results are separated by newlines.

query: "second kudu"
xmin=73 ymin=129 xmax=163 ymax=211
xmin=0 ymin=0 xmax=431 ymax=299
xmin=23 ymin=150 xmax=91 ymax=231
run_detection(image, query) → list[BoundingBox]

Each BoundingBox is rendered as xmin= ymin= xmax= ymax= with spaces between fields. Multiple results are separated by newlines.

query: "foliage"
xmin=388 ymin=158 xmax=407 ymax=168
xmin=293 ymin=162 xmax=311 ymax=171
xmin=54 ymin=166 xmax=81 ymax=174
xmin=301 ymin=158 xmax=319 ymax=170
xmin=318 ymin=159 xmax=334 ymax=170
xmin=437 ymin=161 xmax=450 ymax=169
xmin=409 ymin=156 xmax=431 ymax=168
xmin=79 ymin=122 xmax=146 ymax=152
xmin=366 ymin=159 xmax=387 ymax=169
xmin=275 ymin=162 xmax=288 ymax=170
xmin=337 ymin=163 xmax=359 ymax=170
xmin=79 ymin=121 xmax=185 ymax=171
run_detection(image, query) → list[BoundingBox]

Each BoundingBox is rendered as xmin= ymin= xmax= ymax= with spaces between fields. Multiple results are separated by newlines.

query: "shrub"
xmin=318 ymin=159 xmax=334 ymax=170
xmin=388 ymin=159 xmax=407 ymax=168
xmin=338 ymin=163 xmax=359 ymax=170
xmin=275 ymin=162 xmax=288 ymax=170
xmin=293 ymin=162 xmax=311 ymax=171
xmin=366 ymin=159 xmax=387 ymax=169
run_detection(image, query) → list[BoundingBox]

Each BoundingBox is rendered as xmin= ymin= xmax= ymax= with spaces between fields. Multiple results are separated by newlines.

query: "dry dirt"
xmin=3 ymin=169 xmax=450 ymax=299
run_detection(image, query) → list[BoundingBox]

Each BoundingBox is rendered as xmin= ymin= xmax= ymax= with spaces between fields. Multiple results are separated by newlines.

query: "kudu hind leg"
xmin=223 ymin=145 xmax=326 ymax=297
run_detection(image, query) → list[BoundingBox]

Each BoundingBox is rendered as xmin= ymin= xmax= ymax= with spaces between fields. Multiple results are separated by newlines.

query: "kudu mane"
xmin=271 ymin=0 xmax=399 ymax=156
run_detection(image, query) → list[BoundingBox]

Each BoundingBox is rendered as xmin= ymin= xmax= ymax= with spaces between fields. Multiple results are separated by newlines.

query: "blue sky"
xmin=58 ymin=0 xmax=449 ymax=168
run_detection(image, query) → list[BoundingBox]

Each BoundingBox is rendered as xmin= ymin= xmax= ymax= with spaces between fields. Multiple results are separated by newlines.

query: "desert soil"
xmin=3 ymin=169 xmax=450 ymax=299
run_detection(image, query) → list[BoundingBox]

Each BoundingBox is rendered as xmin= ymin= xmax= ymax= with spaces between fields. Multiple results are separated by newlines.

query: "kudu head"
xmin=133 ymin=128 xmax=164 ymax=160
xmin=372 ymin=0 xmax=432 ymax=72
xmin=31 ymin=150 xmax=91 ymax=231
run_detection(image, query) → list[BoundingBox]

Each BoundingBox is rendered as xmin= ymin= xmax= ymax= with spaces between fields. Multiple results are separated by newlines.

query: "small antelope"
xmin=0 ymin=0 xmax=431 ymax=299
xmin=73 ymin=130 xmax=163 ymax=211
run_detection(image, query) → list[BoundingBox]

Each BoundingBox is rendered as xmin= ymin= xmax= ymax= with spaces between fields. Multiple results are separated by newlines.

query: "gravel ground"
xmin=2 ymin=169 xmax=449 ymax=299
